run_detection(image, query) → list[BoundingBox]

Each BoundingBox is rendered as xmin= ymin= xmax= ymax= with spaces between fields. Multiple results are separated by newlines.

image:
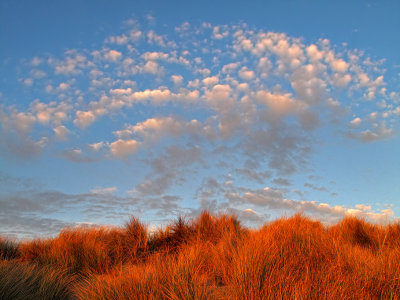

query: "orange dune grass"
xmin=1 ymin=211 xmax=400 ymax=299
xmin=17 ymin=216 xmax=148 ymax=275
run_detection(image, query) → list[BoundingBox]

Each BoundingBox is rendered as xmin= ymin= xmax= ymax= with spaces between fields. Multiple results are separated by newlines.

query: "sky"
xmin=1 ymin=0 xmax=400 ymax=239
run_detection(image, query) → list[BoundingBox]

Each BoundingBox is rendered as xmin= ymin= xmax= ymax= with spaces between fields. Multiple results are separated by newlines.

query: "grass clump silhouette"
xmin=1 ymin=211 xmax=400 ymax=299
xmin=0 ymin=261 xmax=73 ymax=300
xmin=0 ymin=238 xmax=19 ymax=260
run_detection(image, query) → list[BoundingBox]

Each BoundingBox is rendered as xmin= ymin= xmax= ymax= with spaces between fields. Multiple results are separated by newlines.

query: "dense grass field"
xmin=1 ymin=211 xmax=400 ymax=299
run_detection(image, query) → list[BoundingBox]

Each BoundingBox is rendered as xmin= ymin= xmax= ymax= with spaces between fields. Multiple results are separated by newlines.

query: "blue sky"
xmin=1 ymin=0 xmax=399 ymax=239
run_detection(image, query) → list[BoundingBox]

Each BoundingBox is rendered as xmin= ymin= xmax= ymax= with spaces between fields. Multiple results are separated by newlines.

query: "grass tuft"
xmin=0 ymin=238 xmax=20 ymax=260
xmin=0 ymin=261 xmax=74 ymax=300
xmin=2 ymin=211 xmax=400 ymax=299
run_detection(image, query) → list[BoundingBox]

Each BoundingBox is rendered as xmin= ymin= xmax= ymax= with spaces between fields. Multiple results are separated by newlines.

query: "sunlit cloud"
xmin=0 ymin=14 xmax=399 ymax=237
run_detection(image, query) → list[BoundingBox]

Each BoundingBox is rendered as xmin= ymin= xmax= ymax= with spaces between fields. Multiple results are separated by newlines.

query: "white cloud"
xmin=129 ymin=29 xmax=142 ymax=41
xmin=347 ymin=123 xmax=394 ymax=142
xmin=74 ymin=111 xmax=96 ymax=129
xmin=175 ymin=21 xmax=190 ymax=33
xmin=239 ymin=39 xmax=253 ymax=52
xmin=257 ymin=91 xmax=302 ymax=117
xmin=23 ymin=78 xmax=33 ymax=86
xmin=30 ymin=100 xmax=71 ymax=126
xmin=331 ymin=59 xmax=349 ymax=73
xmin=133 ymin=117 xmax=181 ymax=137
xmin=91 ymin=186 xmax=117 ymax=195
xmin=171 ymin=75 xmax=183 ymax=85
xmin=332 ymin=73 xmax=351 ymax=87
xmin=112 ymin=117 xmax=202 ymax=145
xmin=222 ymin=62 xmax=240 ymax=74
xmin=58 ymin=82 xmax=69 ymax=91
xmin=212 ymin=26 xmax=229 ymax=39
xmin=142 ymin=51 xmax=169 ymax=61
xmin=369 ymin=112 xmax=378 ymax=120
xmin=132 ymin=88 xmax=172 ymax=103
xmin=204 ymin=84 xmax=234 ymax=113
xmin=107 ymin=34 xmax=128 ymax=45
xmin=345 ymin=207 xmax=394 ymax=222
xmin=109 ymin=139 xmax=139 ymax=157
xmin=147 ymin=30 xmax=165 ymax=46
xmin=350 ymin=117 xmax=361 ymax=127
xmin=134 ymin=117 xmax=201 ymax=141
xmin=104 ymin=50 xmax=122 ymax=62
xmin=355 ymin=204 xmax=372 ymax=211
xmin=142 ymin=60 xmax=160 ymax=74
xmin=238 ymin=67 xmax=255 ymax=80
xmin=31 ymin=56 xmax=42 ymax=66
xmin=237 ymin=208 xmax=265 ymax=223
xmin=53 ymin=52 xmax=87 ymax=74
xmin=110 ymin=88 xmax=132 ymax=95
xmin=1 ymin=111 xmax=36 ymax=134
xmin=36 ymin=109 xmax=51 ymax=124
xmin=53 ymin=125 xmax=69 ymax=140
xmin=227 ymin=187 xmax=395 ymax=223
xmin=290 ymin=65 xmax=327 ymax=105
xmin=88 ymin=141 xmax=104 ymax=152
xmin=358 ymin=73 xmax=371 ymax=87
xmin=257 ymin=57 xmax=272 ymax=77
xmin=359 ymin=128 xmax=393 ymax=142
xmin=306 ymin=44 xmax=324 ymax=61
xmin=45 ymin=85 xmax=53 ymax=93
xmin=202 ymin=76 xmax=219 ymax=86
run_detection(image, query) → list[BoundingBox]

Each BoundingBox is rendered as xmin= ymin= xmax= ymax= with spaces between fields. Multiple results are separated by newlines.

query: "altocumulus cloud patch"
xmin=0 ymin=15 xmax=399 ymax=238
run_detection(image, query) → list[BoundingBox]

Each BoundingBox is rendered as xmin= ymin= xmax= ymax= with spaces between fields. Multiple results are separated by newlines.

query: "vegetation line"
xmin=1 ymin=211 xmax=399 ymax=299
